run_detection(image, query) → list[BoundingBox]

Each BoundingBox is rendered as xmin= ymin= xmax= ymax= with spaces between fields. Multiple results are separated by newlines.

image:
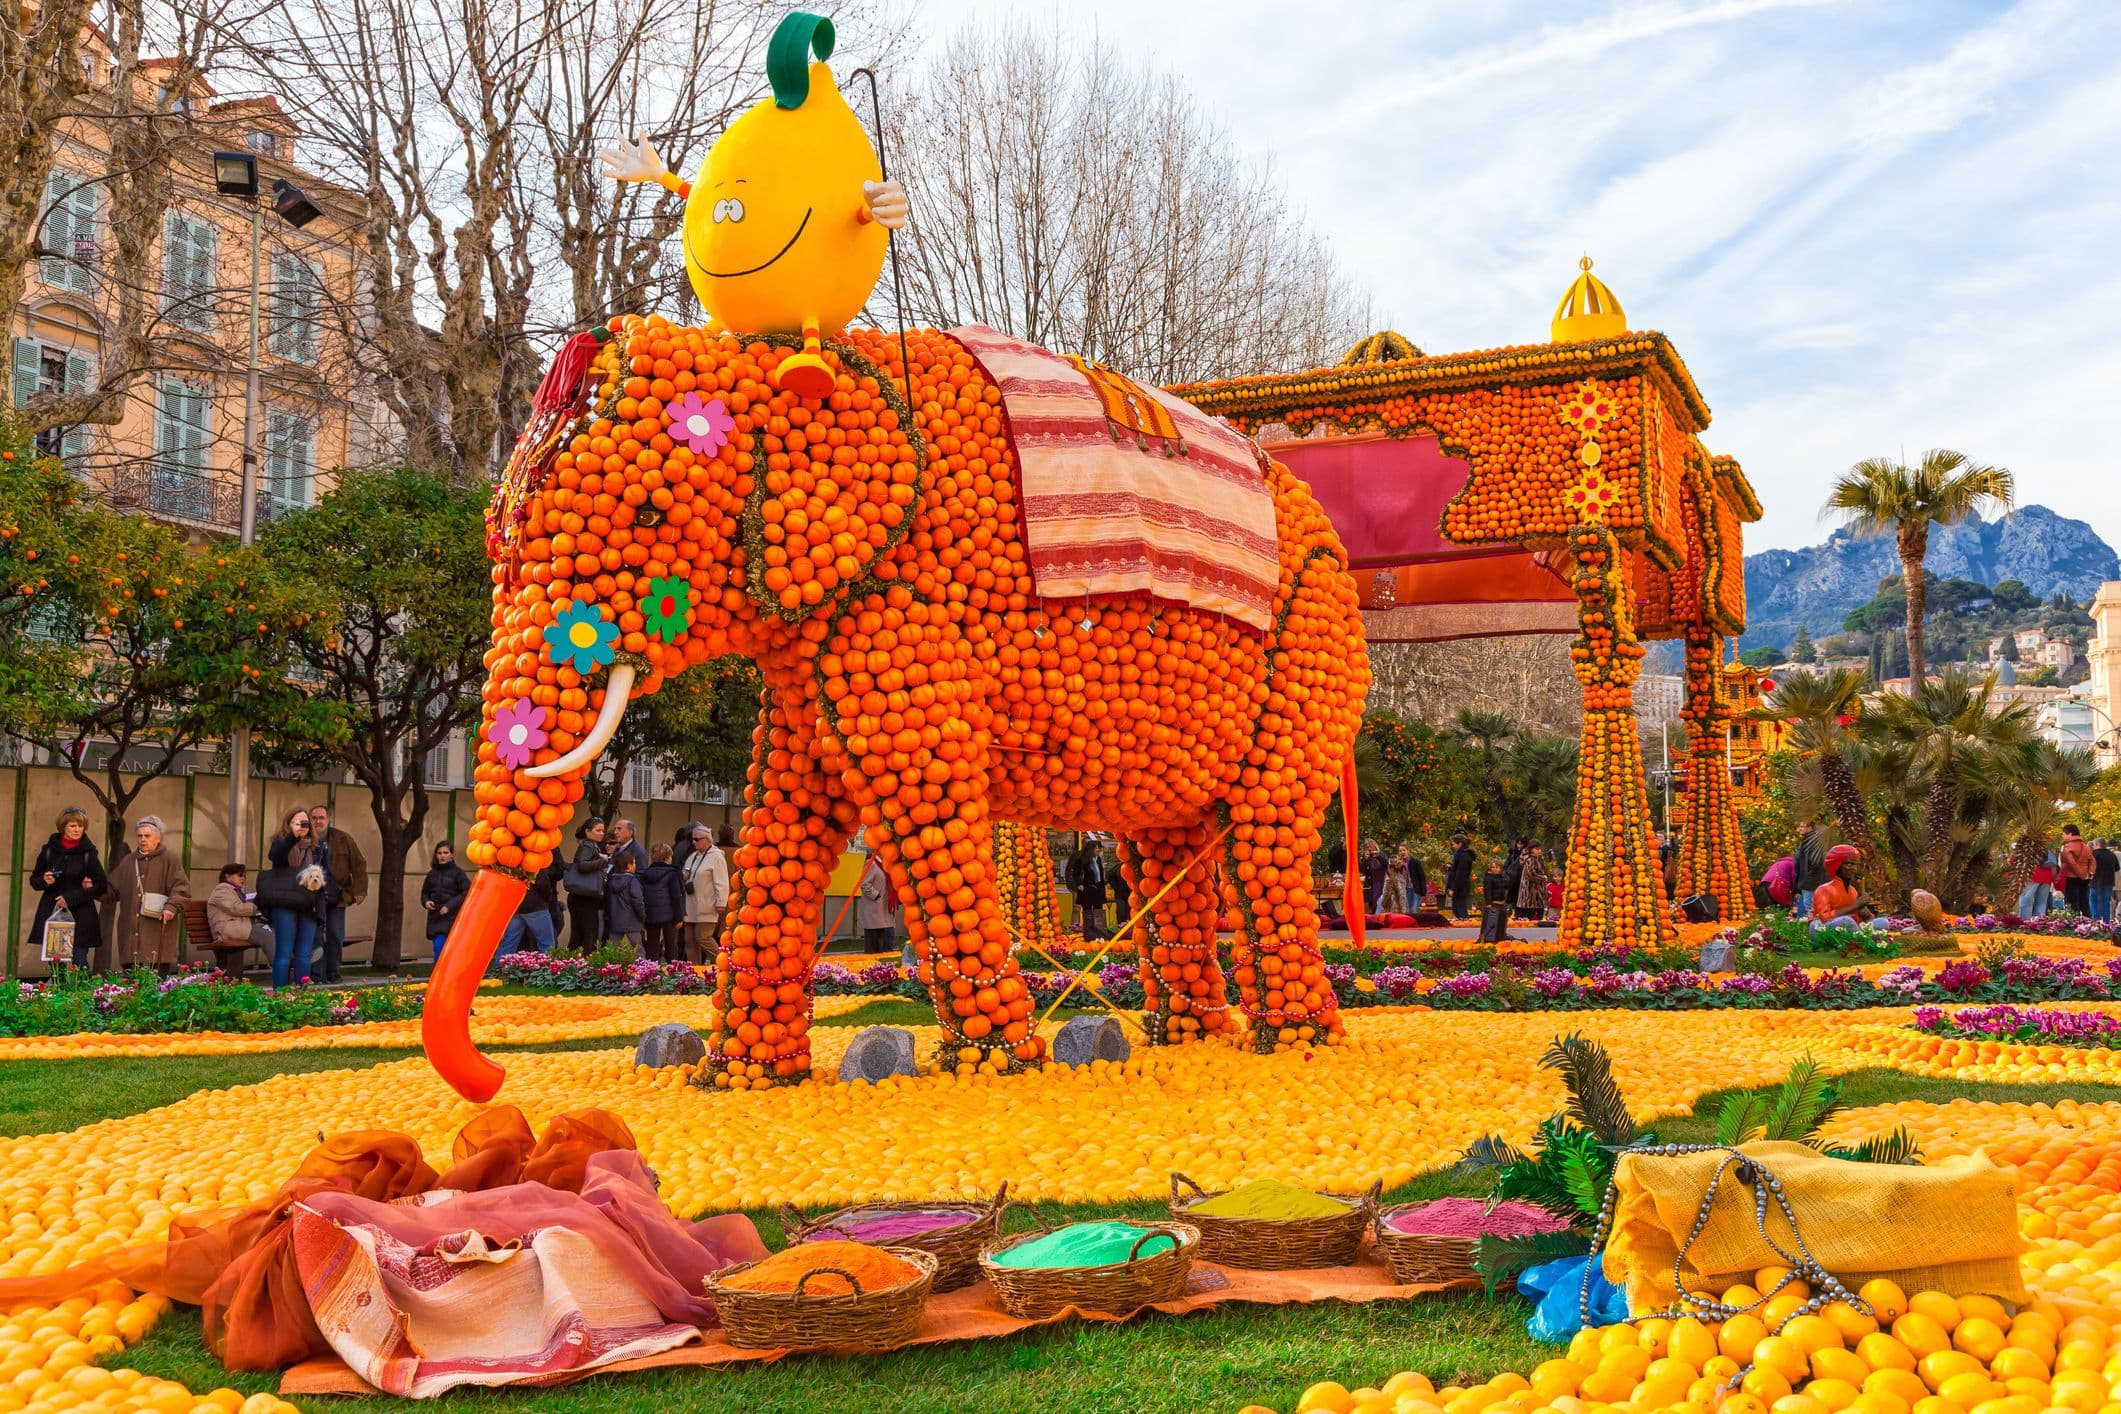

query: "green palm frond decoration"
xmin=1459 ymin=1133 xmax=1528 ymax=1174
xmin=1760 ymin=1056 xmax=1841 ymax=1142
xmin=1714 ymin=1092 xmax=1771 ymax=1146
xmin=1474 ymin=1229 xmax=1592 ymax=1296
xmin=1543 ymin=1034 xmax=1639 ymax=1145
xmin=1823 ymin=1127 xmax=1925 ymax=1166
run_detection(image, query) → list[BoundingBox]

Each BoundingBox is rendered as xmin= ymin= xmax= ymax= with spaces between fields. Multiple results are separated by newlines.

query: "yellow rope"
xmin=1033 ymin=820 xmax=1233 ymax=1032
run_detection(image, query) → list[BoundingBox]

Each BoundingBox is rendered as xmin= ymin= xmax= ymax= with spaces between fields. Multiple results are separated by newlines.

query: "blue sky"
xmin=898 ymin=0 xmax=2121 ymax=553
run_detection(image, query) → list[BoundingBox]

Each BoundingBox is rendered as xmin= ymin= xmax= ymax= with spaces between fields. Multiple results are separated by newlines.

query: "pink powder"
xmin=806 ymin=1208 xmax=980 ymax=1243
xmin=1383 ymin=1198 xmax=1570 ymax=1238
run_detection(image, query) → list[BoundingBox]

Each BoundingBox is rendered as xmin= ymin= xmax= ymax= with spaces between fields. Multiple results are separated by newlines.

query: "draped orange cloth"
xmin=0 ymin=1107 xmax=645 ymax=1371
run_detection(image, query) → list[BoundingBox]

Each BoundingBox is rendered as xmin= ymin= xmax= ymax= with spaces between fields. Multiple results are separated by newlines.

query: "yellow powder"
xmin=1192 ymin=1179 xmax=1349 ymax=1220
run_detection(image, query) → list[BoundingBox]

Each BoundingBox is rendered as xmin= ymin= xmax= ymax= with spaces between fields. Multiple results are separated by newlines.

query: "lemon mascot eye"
xmin=601 ymin=11 xmax=902 ymax=399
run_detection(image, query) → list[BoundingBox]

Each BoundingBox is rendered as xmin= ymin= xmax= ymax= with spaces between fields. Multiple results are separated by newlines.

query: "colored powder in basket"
xmin=720 ymin=1240 xmax=919 ymax=1296
xmin=1383 ymin=1198 xmax=1569 ymax=1239
xmin=808 ymin=1209 xmax=979 ymax=1243
xmin=1191 ymin=1179 xmax=1350 ymax=1221
xmin=990 ymin=1222 xmax=1179 ymax=1270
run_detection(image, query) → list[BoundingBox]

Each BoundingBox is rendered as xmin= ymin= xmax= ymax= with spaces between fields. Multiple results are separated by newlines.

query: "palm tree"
xmin=1454 ymin=708 xmax=1519 ymax=840
xmin=1869 ymin=670 xmax=2040 ymax=904
xmin=1755 ymin=667 xmax=1875 ymax=860
xmin=1824 ymin=450 xmax=2014 ymax=686
xmin=1505 ymin=734 xmax=1581 ymax=849
xmin=1982 ymin=741 xmax=2100 ymax=906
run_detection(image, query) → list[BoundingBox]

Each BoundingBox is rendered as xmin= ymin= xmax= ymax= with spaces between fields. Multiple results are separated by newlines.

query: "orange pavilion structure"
xmin=1172 ymin=262 xmax=1764 ymax=946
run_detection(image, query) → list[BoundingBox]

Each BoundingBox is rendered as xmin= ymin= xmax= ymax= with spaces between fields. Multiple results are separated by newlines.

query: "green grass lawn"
xmin=8 ymin=1031 xmax=2112 ymax=1414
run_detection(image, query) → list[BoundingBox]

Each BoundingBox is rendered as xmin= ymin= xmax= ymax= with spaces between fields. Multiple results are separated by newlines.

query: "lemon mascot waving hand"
xmin=598 ymin=11 xmax=907 ymax=398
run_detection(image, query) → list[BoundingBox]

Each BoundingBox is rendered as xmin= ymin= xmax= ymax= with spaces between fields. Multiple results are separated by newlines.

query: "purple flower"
xmin=486 ymin=698 xmax=550 ymax=769
xmin=1372 ymin=965 xmax=1423 ymax=998
xmin=1720 ymin=974 xmax=1773 ymax=995
xmin=1653 ymin=970 xmax=1710 ymax=992
xmin=1433 ymin=972 xmax=1493 ymax=998
xmin=1937 ymin=961 xmax=1990 ymax=995
xmin=1879 ymin=965 xmax=1925 ymax=996
xmin=667 ymin=393 xmax=735 ymax=455
xmin=1530 ymin=968 xmax=1576 ymax=998
xmin=1912 ymin=1005 xmax=1944 ymax=1029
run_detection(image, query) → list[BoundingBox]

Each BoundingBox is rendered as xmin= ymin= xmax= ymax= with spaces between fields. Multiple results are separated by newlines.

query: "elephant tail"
xmin=1342 ymin=749 xmax=1365 ymax=948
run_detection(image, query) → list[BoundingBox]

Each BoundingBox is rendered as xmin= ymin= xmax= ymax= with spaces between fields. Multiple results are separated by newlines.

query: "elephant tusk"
xmin=525 ymin=663 xmax=635 ymax=778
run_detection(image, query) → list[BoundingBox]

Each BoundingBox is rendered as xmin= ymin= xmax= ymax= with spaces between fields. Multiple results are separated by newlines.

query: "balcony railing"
xmin=109 ymin=462 xmax=233 ymax=526
xmin=107 ymin=464 xmax=306 ymax=531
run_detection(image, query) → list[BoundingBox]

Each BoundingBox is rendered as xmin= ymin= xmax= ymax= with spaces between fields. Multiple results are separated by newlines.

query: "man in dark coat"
xmin=1066 ymin=837 xmax=1110 ymax=941
xmin=1792 ymin=821 xmax=1825 ymax=918
xmin=1445 ymin=834 xmax=1475 ymax=919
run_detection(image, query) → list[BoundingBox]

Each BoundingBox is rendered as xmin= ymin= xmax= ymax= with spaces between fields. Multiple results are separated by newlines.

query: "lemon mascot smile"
xmin=598 ymin=11 xmax=906 ymax=398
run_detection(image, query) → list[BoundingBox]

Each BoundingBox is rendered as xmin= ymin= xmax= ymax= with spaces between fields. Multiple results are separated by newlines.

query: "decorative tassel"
xmin=532 ymin=329 xmax=605 ymax=415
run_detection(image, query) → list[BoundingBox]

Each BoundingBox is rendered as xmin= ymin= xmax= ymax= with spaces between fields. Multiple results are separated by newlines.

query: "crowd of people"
xmin=26 ymin=804 xmax=369 ymax=987
xmin=549 ymin=817 xmax=735 ymax=962
xmin=1755 ymin=817 xmax=2121 ymax=929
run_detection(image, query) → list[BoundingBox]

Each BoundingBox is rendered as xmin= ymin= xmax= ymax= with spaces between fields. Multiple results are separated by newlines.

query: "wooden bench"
xmin=181 ymin=899 xmax=262 ymax=977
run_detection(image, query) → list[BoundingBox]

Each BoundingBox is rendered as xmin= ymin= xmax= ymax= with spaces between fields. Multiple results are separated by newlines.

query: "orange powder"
xmin=720 ymin=1239 xmax=919 ymax=1296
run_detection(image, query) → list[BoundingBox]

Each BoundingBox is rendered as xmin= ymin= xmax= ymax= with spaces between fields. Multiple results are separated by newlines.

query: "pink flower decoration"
xmin=486 ymin=698 xmax=549 ymax=769
xmin=667 ymin=392 xmax=734 ymax=455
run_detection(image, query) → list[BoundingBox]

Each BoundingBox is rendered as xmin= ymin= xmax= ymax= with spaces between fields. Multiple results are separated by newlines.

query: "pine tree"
xmin=1790 ymin=625 xmax=1816 ymax=664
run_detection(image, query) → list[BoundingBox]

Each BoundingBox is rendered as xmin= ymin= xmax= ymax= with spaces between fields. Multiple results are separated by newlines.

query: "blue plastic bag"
xmin=1520 ymin=1254 xmax=1628 ymax=1344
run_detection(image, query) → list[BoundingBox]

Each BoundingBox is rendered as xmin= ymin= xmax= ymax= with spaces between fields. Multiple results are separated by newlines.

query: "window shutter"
xmin=189 ymin=219 xmax=218 ymax=328
xmin=41 ymin=173 xmax=72 ymax=288
xmin=59 ymin=352 xmax=95 ymax=464
xmin=162 ymin=213 xmax=186 ymax=316
xmin=11 ymin=339 xmax=39 ymax=411
xmin=265 ymin=408 xmax=315 ymax=511
xmin=270 ymin=255 xmax=320 ymax=363
xmin=66 ymin=181 xmax=100 ymax=293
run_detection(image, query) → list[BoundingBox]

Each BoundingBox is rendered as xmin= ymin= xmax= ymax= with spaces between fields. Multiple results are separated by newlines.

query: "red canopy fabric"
xmin=1263 ymin=431 xmax=1472 ymax=568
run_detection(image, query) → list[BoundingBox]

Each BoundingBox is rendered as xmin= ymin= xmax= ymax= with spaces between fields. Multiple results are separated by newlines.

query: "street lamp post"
xmin=211 ymin=150 xmax=319 ymax=867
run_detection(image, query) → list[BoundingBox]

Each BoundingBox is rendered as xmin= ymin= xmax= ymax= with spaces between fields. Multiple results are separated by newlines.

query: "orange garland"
xmin=467 ymin=316 xmax=1369 ymax=1084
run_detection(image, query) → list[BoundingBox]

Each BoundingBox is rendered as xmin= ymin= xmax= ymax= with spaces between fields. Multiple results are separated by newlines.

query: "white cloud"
xmin=892 ymin=0 xmax=2121 ymax=553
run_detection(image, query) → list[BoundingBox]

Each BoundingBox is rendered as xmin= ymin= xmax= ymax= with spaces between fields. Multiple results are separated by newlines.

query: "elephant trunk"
xmin=423 ymin=868 xmax=528 ymax=1101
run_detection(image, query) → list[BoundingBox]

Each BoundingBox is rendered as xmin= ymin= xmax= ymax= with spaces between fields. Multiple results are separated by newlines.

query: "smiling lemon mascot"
xmin=598 ymin=10 xmax=907 ymax=398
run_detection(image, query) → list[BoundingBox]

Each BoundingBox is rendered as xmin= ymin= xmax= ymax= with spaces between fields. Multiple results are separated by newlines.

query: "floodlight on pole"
xmin=211 ymin=151 xmax=259 ymax=197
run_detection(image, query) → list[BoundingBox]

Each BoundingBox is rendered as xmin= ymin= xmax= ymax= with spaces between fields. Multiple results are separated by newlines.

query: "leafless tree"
xmin=6 ymin=0 xmax=271 ymax=437
xmin=216 ymin=0 xmax=886 ymax=481
xmin=1368 ymin=639 xmax=1584 ymax=739
xmin=882 ymin=24 xmax=1372 ymax=385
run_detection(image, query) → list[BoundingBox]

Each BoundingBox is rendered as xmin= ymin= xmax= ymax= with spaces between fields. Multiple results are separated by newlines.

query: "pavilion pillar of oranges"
xmin=1172 ymin=261 xmax=1763 ymax=947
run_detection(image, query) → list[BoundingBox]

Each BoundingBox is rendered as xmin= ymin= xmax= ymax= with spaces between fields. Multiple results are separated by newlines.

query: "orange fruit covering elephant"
xmin=425 ymin=316 xmax=1370 ymax=1101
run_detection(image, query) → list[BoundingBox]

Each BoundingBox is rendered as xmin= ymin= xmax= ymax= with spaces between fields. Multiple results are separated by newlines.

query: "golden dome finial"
xmin=1552 ymin=255 xmax=1627 ymax=344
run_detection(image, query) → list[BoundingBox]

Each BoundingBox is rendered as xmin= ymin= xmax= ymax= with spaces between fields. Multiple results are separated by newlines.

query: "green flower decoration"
xmin=641 ymin=575 xmax=692 ymax=643
xmin=545 ymin=599 xmax=618 ymax=673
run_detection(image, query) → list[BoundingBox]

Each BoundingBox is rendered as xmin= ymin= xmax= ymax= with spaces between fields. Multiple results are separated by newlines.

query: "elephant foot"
xmin=937 ymin=1039 xmax=1035 ymax=1078
xmin=701 ymin=1055 xmax=812 ymax=1091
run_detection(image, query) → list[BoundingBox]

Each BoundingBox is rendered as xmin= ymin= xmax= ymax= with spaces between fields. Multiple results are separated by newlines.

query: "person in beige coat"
xmin=206 ymin=864 xmax=259 ymax=948
xmin=108 ymin=816 xmax=191 ymax=972
xmin=680 ymin=823 xmax=730 ymax=963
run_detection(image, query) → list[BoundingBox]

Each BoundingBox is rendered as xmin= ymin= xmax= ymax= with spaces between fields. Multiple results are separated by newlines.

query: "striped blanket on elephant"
xmin=950 ymin=324 xmax=1277 ymax=632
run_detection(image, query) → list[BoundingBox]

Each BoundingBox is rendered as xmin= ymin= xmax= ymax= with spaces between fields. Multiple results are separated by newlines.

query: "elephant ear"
xmin=742 ymin=336 xmax=927 ymax=623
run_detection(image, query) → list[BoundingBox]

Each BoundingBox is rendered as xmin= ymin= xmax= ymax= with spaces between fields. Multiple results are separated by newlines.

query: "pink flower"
xmin=667 ymin=393 xmax=734 ymax=455
xmin=486 ymin=698 xmax=549 ymax=769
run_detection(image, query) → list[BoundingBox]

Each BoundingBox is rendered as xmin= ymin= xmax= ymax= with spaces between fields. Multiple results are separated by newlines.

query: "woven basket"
xmin=778 ymin=1183 xmax=1010 ymax=1294
xmin=705 ymin=1246 xmax=937 ymax=1351
xmin=978 ymin=1216 xmax=1200 ymax=1320
xmin=1373 ymin=1204 xmax=1482 ymax=1286
xmin=1167 ymin=1173 xmax=1380 ymax=1269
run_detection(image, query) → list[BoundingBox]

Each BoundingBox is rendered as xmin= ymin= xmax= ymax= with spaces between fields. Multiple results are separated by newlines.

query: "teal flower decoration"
xmin=641 ymin=575 xmax=692 ymax=642
xmin=544 ymin=600 xmax=618 ymax=673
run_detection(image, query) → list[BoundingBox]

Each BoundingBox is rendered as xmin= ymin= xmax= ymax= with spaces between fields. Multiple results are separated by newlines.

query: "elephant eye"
xmin=713 ymin=198 xmax=745 ymax=224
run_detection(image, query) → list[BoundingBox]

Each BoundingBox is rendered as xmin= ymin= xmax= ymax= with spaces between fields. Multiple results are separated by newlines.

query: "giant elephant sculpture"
xmin=420 ymin=12 xmax=1370 ymax=1102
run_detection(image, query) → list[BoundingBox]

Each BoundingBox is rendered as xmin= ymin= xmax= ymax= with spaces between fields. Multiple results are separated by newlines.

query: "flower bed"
xmin=1912 ymin=1002 xmax=2121 ymax=1048
xmin=0 ymin=966 xmax=421 ymax=1039
xmin=492 ymin=950 xmax=711 ymax=995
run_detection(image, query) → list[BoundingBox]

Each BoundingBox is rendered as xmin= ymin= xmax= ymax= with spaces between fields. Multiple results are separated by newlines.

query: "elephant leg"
xmin=1120 ymin=825 xmax=1234 ymax=1046
xmin=1223 ymin=546 xmax=1365 ymax=1052
xmin=705 ymin=681 xmax=853 ymax=1090
xmin=813 ymin=587 xmax=1043 ymax=1073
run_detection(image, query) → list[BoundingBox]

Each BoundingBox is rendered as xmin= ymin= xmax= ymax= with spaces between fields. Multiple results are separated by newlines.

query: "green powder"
xmin=1191 ymin=1179 xmax=1349 ymax=1221
xmin=991 ymin=1221 xmax=1179 ymax=1269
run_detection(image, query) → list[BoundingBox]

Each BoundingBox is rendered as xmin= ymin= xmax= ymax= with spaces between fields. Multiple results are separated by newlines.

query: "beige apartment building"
xmin=13 ymin=37 xmax=383 ymax=531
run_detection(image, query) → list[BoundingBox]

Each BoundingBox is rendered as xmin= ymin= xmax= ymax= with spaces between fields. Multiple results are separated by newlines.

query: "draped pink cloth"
xmin=291 ymin=1150 xmax=766 ymax=1397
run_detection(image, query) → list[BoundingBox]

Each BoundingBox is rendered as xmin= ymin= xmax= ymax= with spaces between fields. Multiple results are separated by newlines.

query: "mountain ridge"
xmin=1739 ymin=505 xmax=2118 ymax=650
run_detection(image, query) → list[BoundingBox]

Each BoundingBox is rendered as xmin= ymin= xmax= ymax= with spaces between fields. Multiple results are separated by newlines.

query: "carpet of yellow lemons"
xmin=5 ymin=996 xmax=2121 ymax=1412
xmin=1260 ymin=1097 xmax=2121 ymax=1414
